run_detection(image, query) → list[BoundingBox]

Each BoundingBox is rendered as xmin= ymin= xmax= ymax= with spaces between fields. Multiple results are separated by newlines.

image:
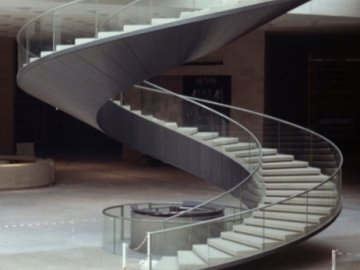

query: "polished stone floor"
xmin=0 ymin=153 xmax=359 ymax=270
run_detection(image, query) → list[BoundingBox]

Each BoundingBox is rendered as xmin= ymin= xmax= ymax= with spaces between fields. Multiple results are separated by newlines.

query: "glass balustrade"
xmin=17 ymin=0 xmax=272 ymax=69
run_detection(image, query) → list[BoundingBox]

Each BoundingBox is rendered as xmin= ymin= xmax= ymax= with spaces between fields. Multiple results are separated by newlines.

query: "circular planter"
xmin=0 ymin=155 xmax=54 ymax=190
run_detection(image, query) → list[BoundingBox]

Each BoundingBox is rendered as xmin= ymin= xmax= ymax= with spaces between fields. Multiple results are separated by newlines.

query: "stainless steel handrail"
xmin=135 ymin=81 xmax=343 ymax=225
xmin=134 ymin=80 xmax=264 ymax=222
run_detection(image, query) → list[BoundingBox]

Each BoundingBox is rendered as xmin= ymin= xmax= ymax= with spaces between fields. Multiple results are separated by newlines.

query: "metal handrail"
xmin=134 ymin=80 xmax=264 ymax=222
xmin=135 ymin=81 xmax=343 ymax=226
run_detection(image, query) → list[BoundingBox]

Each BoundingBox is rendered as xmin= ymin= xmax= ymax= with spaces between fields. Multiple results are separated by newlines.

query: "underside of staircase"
xmin=17 ymin=0 xmax=342 ymax=269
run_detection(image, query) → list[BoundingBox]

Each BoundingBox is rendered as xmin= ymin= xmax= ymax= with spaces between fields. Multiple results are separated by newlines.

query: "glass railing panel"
xmin=149 ymin=212 xmax=250 ymax=270
xmin=100 ymin=0 xmax=152 ymax=32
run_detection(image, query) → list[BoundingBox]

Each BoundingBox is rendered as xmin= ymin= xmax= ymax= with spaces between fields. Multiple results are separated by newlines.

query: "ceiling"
xmin=1 ymin=0 xmax=360 ymax=37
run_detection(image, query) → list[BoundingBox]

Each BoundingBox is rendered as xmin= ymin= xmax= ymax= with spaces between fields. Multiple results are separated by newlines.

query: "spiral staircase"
xmin=17 ymin=0 xmax=343 ymax=269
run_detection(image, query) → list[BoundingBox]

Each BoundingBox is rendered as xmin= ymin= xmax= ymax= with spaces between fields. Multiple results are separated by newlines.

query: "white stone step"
xmin=261 ymin=161 xmax=309 ymax=169
xmin=164 ymin=122 xmax=178 ymax=128
xmin=208 ymin=238 xmax=258 ymax=257
xmin=244 ymin=217 xmax=314 ymax=232
xmin=177 ymin=127 xmax=198 ymax=136
xmin=75 ymin=37 xmax=97 ymax=45
xmin=221 ymin=231 xmax=278 ymax=249
xmin=121 ymin=105 xmax=131 ymax=110
xmin=208 ymin=137 xmax=239 ymax=146
xmin=151 ymin=18 xmax=177 ymax=25
xmin=193 ymin=132 xmax=219 ymax=140
xmin=30 ymin=57 xmax=39 ymax=62
xmin=132 ymin=110 xmax=142 ymax=115
xmin=264 ymin=196 xmax=337 ymax=206
xmin=177 ymin=250 xmax=206 ymax=270
xmin=244 ymin=154 xmax=294 ymax=163
xmin=233 ymin=224 xmax=299 ymax=241
xmin=222 ymin=142 xmax=257 ymax=152
xmin=265 ymin=182 xmax=335 ymax=190
xmin=56 ymin=44 xmax=74 ymax=51
xmin=154 ymin=256 xmax=178 ymax=270
xmin=258 ymin=167 xmax=321 ymax=176
xmin=265 ymin=189 xmax=337 ymax=198
xmin=97 ymin=31 xmax=123 ymax=38
xmin=252 ymin=210 xmax=327 ymax=223
xmin=40 ymin=51 xmax=54 ymax=57
xmin=258 ymin=203 xmax=333 ymax=215
xmin=261 ymin=174 xmax=329 ymax=183
xmin=234 ymin=148 xmax=277 ymax=158
xmin=123 ymin=24 xmax=150 ymax=32
xmin=193 ymin=244 xmax=233 ymax=265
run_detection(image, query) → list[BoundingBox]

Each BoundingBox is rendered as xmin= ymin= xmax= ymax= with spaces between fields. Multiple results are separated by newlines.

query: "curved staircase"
xmin=17 ymin=0 xmax=343 ymax=269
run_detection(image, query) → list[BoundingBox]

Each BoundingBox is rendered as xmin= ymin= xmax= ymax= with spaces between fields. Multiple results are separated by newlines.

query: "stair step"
xmin=208 ymin=238 xmax=258 ymax=257
xmin=222 ymin=142 xmax=257 ymax=152
xmin=233 ymin=224 xmax=299 ymax=241
xmin=29 ymin=57 xmax=39 ymax=62
xmin=244 ymin=154 xmax=294 ymax=163
xmin=264 ymin=196 xmax=337 ymax=206
xmin=177 ymin=127 xmax=198 ymax=136
xmin=40 ymin=51 xmax=54 ymax=57
xmin=265 ymin=182 xmax=335 ymax=190
xmin=258 ymin=167 xmax=321 ymax=176
xmin=259 ymin=203 xmax=333 ymax=215
xmin=56 ymin=44 xmax=74 ymax=51
xmin=123 ymin=24 xmax=150 ymax=32
xmin=75 ymin=37 xmax=97 ymax=45
xmin=154 ymin=256 xmax=178 ymax=270
xmin=234 ymin=148 xmax=277 ymax=158
xmin=244 ymin=217 xmax=314 ymax=232
xmin=193 ymin=132 xmax=219 ymax=140
xmin=178 ymin=250 xmax=206 ymax=269
xmin=253 ymin=210 xmax=327 ymax=223
xmin=97 ymin=31 xmax=123 ymax=38
xmin=221 ymin=231 xmax=278 ymax=249
xmin=261 ymin=161 xmax=309 ymax=169
xmin=266 ymin=189 xmax=337 ymax=198
xmin=164 ymin=122 xmax=178 ymax=128
xmin=261 ymin=174 xmax=329 ymax=183
xmin=208 ymin=137 xmax=239 ymax=146
xmin=151 ymin=18 xmax=177 ymax=25
xmin=193 ymin=244 xmax=233 ymax=265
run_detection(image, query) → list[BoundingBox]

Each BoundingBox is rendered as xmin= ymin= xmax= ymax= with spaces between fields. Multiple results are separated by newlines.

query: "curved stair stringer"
xmin=17 ymin=0 xmax=309 ymax=129
xmin=97 ymin=100 xmax=262 ymax=209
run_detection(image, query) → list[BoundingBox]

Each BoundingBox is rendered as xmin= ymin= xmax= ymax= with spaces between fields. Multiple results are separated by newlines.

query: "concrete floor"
xmin=0 ymin=154 xmax=359 ymax=270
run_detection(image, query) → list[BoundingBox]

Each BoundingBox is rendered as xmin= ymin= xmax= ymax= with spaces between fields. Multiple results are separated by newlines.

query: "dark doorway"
xmin=265 ymin=30 xmax=360 ymax=163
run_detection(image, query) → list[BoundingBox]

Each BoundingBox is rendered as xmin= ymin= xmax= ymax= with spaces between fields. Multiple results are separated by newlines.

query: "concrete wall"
xmin=160 ymin=29 xmax=265 ymax=113
xmin=0 ymin=36 xmax=16 ymax=155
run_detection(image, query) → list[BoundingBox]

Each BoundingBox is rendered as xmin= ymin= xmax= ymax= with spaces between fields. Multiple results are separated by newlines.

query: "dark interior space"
xmin=265 ymin=30 xmax=360 ymax=169
xmin=15 ymin=90 xmax=122 ymax=158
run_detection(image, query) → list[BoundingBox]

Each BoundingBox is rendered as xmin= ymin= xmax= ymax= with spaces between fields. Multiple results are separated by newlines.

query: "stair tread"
xmin=256 ymin=204 xmax=333 ymax=215
xmin=193 ymin=244 xmax=233 ymax=263
xmin=261 ymin=174 xmax=329 ymax=182
xmin=221 ymin=231 xmax=278 ymax=248
xmin=193 ymin=132 xmax=219 ymax=140
xmin=222 ymin=142 xmax=257 ymax=152
xmin=208 ymin=238 xmax=258 ymax=257
xmin=244 ymin=217 xmax=311 ymax=232
xmin=264 ymin=196 xmax=336 ymax=206
xmin=261 ymin=161 xmax=309 ymax=169
xmin=266 ymin=189 xmax=337 ymax=197
xmin=208 ymin=137 xmax=239 ymax=146
xmin=233 ymin=224 xmax=299 ymax=241
xmin=265 ymin=182 xmax=335 ymax=190
xmin=253 ymin=210 xmax=326 ymax=223
xmin=178 ymin=250 xmax=206 ymax=267
xmin=154 ymin=256 xmax=178 ymax=270
xmin=259 ymin=167 xmax=321 ymax=176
